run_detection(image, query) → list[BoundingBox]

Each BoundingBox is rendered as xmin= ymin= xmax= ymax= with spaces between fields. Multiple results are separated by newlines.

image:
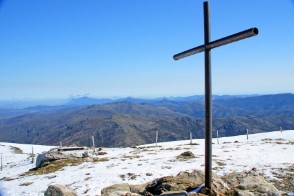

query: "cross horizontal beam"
xmin=173 ymin=27 xmax=258 ymax=60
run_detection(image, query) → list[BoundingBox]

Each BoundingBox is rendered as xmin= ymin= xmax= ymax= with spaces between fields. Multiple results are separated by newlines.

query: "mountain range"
xmin=0 ymin=93 xmax=293 ymax=147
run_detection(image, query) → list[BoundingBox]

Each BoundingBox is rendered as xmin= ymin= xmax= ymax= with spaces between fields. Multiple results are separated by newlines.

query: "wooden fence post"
xmin=217 ymin=130 xmax=219 ymax=144
xmin=92 ymin=135 xmax=95 ymax=149
xmin=156 ymin=131 xmax=158 ymax=147
xmin=31 ymin=146 xmax=34 ymax=164
xmin=1 ymin=153 xmax=2 ymax=171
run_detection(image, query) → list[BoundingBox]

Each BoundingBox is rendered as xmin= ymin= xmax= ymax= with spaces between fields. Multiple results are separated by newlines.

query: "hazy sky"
xmin=0 ymin=0 xmax=293 ymax=100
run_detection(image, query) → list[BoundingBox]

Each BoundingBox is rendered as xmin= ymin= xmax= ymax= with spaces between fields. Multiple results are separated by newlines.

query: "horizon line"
xmin=0 ymin=92 xmax=293 ymax=102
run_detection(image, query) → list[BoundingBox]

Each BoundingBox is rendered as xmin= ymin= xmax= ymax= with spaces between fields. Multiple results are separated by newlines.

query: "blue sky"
xmin=0 ymin=0 xmax=293 ymax=100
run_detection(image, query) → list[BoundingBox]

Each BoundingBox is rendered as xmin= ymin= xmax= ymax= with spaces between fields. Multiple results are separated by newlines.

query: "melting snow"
xmin=0 ymin=130 xmax=293 ymax=195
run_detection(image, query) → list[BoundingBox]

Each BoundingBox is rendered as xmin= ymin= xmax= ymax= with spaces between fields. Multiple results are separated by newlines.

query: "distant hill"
xmin=0 ymin=102 xmax=202 ymax=147
xmin=0 ymin=93 xmax=293 ymax=147
xmin=66 ymin=95 xmax=256 ymax=106
xmin=0 ymin=105 xmax=82 ymax=119
xmin=215 ymin=93 xmax=294 ymax=112
xmin=150 ymin=93 xmax=294 ymax=118
xmin=67 ymin=97 xmax=114 ymax=106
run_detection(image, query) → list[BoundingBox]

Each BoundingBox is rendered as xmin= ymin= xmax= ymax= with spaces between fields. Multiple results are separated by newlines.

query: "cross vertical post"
xmin=172 ymin=1 xmax=258 ymax=192
xmin=217 ymin=130 xmax=219 ymax=145
xmin=92 ymin=135 xmax=95 ymax=149
xmin=1 ymin=153 xmax=2 ymax=171
xmin=204 ymin=1 xmax=212 ymax=190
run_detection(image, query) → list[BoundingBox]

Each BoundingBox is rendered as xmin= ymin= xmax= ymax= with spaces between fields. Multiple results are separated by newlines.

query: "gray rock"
xmin=44 ymin=184 xmax=77 ymax=196
xmin=101 ymin=184 xmax=131 ymax=195
xmin=130 ymin=183 xmax=148 ymax=195
xmin=36 ymin=151 xmax=75 ymax=168
xmin=36 ymin=153 xmax=46 ymax=168
xmin=177 ymin=170 xmax=204 ymax=185
xmin=223 ymin=168 xmax=282 ymax=195
xmin=145 ymin=176 xmax=198 ymax=195
xmin=235 ymin=190 xmax=256 ymax=196
xmin=102 ymin=169 xmax=283 ymax=196
xmin=102 ymin=191 xmax=140 ymax=196
xmin=160 ymin=191 xmax=187 ymax=195
xmin=211 ymin=174 xmax=231 ymax=195
xmin=178 ymin=170 xmax=230 ymax=195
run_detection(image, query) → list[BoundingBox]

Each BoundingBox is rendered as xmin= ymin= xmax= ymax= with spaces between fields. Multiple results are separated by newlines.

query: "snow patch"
xmin=0 ymin=130 xmax=293 ymax=195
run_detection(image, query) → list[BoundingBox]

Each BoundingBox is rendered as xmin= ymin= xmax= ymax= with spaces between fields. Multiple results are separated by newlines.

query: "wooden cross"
xmin=173 ymin=1 xmax=258 ymax=192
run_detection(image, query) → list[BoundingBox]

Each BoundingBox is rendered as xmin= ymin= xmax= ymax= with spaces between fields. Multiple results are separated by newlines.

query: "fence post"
xmin=1 ymin=153 xmax=2 ymax=171
xmin=217 ymin=130 xmax=219 ymax=144
xmin=31 ymin=146 xmax=34 ymax=164
xmin=92 ymin=135 xmax=95 ymax=149
xmin=247 ymin=129 xmax=249 ymax=141
xmin=156 ymin=131 xmax=158 ymax=147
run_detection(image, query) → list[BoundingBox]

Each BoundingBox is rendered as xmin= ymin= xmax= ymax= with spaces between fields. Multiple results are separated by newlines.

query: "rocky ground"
xmin=0 ymin=130 xmax=293 ymax=195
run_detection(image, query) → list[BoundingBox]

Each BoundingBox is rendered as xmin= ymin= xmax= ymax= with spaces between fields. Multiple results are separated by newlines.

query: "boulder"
xmin=222 ymin=168 xmax=282 ymax=195
xmin=102 ymin=169 xmax=283 ymax=196
xmin=35 ymin=147 xmax=91 ymax=169
xmin=112 ymin=170 xmax=231 ymax=195
xmin=211 ymin=174 xmax=231 ymax=195
xmin=145 ymin=176 xmax=198 ymax=195
xmin=102 ymin=191 xmax=140 ymax=196
xmin=130 ymin=183 xmax=149 ymax=195
xmin=44 ymin=184 xmax=77 ymax=196
xmin=235 ymin=190 xmax=255 ymax=196
xmin=35 ymin=153 xmax=46 ymax=168
xmin=177 ymin=170 xmax=205 ymax=185
xmin=159 ymin=191 xmax=188 ymax=195
xmin=36 ymin=151 xmax=70 ymax=168
xmin=101 ymin=183 xmax=150 ymax=195
xmin=178 ymin=170 xmax=230 ymax=195
xmin=101 ymin=184 xmax=131 ymax=195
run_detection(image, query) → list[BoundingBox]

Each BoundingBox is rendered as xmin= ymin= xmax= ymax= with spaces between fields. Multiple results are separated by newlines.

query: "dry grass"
xmin=97 ymin=151 xmax=108 ymax=155
xmin=11 ymin=146 xmax=23 ymax=154
xmin=19 ymin=182 xmax=33 ymax=186
xmin=261 ymin=138 xmax=273 ymax=142
xmin=92 ymin=157 xmax=109 ymax=162
xmin=22 ymin=157 xmax=109 ymax=176
xmin=176 ymin=151 xmax=195 ymax=160
xmin=261 ymin=138 xmax=293 ymax=145
xmin=23 ymin=159 xmax=85 ymax=175
xmin=1 ymin=176 xmax=18 ymax=181
xmin=122 ymin=155 xmax=142 ymax=160
xmin=216 ymin=161 xmax=226 ymax=167
xmin=269 ymin=164 xmax=294 ymax=192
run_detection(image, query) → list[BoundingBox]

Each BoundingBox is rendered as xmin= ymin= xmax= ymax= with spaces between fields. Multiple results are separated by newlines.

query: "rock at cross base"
xmin=101 ymin=170 xmax=231 ymax=195
xmin=102 ymin=169 xmax=284 ymax=195
xmin=178 ymin=170 xmax=230 ymax=195
xmin=44 ymin=184 xmax=77 ymax=196
xmin=145 ymin=176 xmax=199 ymax=195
